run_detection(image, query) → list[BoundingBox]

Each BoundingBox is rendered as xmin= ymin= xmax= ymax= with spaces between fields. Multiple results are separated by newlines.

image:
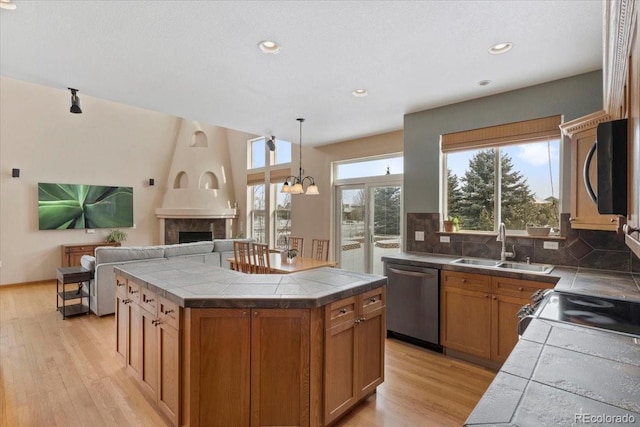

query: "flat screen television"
xmin=38 ymin=183 xmax=133 ymax=230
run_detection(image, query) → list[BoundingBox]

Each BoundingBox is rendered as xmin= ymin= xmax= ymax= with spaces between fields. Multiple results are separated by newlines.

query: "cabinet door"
xmin=188 ymin=308 xmax=250 ymax=427
xmin=356 ymin=304 xmax=385 ymax=397
xmin=441 ymin=285 xmax=491 ymax=358
xmin=126 ymin=302 xmax=143 ymax=378
xmin=324 ymin=318 xmax=357 ymax=425
xmin=491 ymin=294 xmax=527 ymax=363
xmin=115 ymin=278 xmax=128 ymax=361
xmin=251 ymin=309 xmax=310 ymax=427
xmin=158 ymin=321 xmax=180 ymax=426
xmin=570 ymin=128 xmax=620 ymax=230
xmin=140 ymin=308 xmax=158 ymax=398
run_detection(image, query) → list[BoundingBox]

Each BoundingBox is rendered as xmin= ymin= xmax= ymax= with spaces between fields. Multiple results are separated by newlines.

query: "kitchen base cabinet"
xmin=441 ymin=271 xmax=553 ymax=365
xmin=324 ymin=288 xmax=385 ymax=425
xmin=115 ymin=275 xmax=181 ymax=426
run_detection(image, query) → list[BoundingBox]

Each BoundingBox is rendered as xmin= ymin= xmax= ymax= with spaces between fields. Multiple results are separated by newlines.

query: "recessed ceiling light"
xmin=0 ymin=0 xmax=17 ymax=10
xmin=258 ymin=40 xmax=280 ymax=54
xmin=478 ymin=80 xmax=492 ymax=86
xmin=352 ymin=89 xmax=368 ymax=97
xmin=488 ymin=42 xmax=513 ymax=55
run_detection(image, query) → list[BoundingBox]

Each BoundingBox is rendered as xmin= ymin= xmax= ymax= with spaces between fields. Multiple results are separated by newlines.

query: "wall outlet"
xmin=415 ymin=231 xmax=425 ymax=241
xmin=86 ymin=229 xmax=95 ymax=234
xmin=440 ymin=235 xmax=451 ymax=243
xmin=543 ymin=241 xmax=559 ymax=250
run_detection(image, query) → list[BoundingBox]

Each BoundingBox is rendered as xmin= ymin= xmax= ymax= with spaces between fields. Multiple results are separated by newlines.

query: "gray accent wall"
xmin=403 ymin=70 xmax=603 ymax=214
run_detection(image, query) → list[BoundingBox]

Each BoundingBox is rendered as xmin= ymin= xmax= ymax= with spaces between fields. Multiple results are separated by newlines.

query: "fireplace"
xmin=163 ymin=218 xmax=228 ymax=245
xmin=179 ymin=231 xmax=213 ymax=243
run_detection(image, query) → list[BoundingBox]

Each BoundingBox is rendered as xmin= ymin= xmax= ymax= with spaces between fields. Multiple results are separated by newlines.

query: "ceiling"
xmin=0 ymin=1 xmax=604 ymax=146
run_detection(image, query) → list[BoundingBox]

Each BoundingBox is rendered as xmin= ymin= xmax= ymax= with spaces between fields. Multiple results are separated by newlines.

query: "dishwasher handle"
xmin=387 ymin=266 xmax=437 ymax=279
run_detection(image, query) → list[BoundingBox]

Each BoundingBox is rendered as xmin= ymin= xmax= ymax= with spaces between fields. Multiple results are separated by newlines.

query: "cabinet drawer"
xmin=115 ymin=275 xmax=127 ymax=298
xmin=491 ymin=276 xmax=554 ymax=299
xmin=127 ymin=281 xmax=141 ymax=304
xmin=158 ymin=296 xmax=180 ymax=329
xmin=441 ymin=270 xmax=491 ymax=292
xmin=360 ymin=287 xmax=385 ymax=315
xmin=326 ymin=296 xmax=356 ymax=329
xmin=140 ymin=287 xmax=158 ymax=315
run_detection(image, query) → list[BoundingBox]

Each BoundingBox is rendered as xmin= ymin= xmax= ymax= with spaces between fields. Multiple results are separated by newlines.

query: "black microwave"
xmin=584 ymin=118 xmax=628 ymax=216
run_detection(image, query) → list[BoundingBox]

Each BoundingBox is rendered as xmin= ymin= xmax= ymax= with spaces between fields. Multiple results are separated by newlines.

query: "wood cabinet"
xmin=441 ymin=271 xmax=553 ymax=364
xmin=560 ymin=111 xmax=622 ymax=231
xmin=185 ymin=307 xmax=311 ymax=427
xmin=114 ymin=274 xmax=181 ymax=426
xmin=61 ymin=242 xmax=120 ymax=267
xmin=324 ymin=288 xmax=385 ymax=425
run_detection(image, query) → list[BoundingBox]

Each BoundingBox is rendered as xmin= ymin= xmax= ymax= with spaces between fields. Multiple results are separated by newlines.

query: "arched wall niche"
xmin=174 ymin=171 xmax=189 ymax=189
xmin=199 ymin=171 xmax=219 ymax=189
xmin=190 ymin=130 xmax=208 ymax=148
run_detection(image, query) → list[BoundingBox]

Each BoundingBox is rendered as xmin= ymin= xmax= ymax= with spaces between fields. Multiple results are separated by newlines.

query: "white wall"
xmin=0 ymin=77 xmax=180 ymax=284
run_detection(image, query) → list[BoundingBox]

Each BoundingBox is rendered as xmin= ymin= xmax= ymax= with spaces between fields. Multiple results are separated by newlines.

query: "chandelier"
xmin=281 ymin=118 xmax=319 ymax=195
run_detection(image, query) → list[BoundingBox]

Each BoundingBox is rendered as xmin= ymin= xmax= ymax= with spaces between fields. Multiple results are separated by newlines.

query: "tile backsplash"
xmin=406 ymin=213 xmax=640 ymax=273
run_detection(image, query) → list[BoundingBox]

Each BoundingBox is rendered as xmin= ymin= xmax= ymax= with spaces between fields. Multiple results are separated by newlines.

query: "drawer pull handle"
xmin=339 ymin=308 xmax=347 ymax=314
xmin=369 ymin=297 xmax=377 ymax=303
xmin=354 ymin=319 xmax=361 ymax=324
xmin=164 ymin=309 xmax=174 ymax=314
xmin=146 ymin=298 xmax=154 ymax=303
xmin=518 ymin=287 xmax=524 ymax=291
xmin=130 ymin=289 xmax=139 ymax=294
xmin=461 ymin=279 xmax=467 ymax=283
xmin=116 ymin=281 xmax=125 ymax=287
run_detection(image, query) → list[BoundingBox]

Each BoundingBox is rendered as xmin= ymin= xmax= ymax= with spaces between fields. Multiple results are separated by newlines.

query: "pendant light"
xmin=281 ymin=118 xmax=319 ymax=195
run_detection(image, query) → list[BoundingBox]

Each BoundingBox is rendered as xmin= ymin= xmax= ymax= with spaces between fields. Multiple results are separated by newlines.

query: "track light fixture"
xmin=266 ymin=135 xmax=276 ymax=151
xmin=281 ymin=118 xmax=319 ymax=195
xmin=68 ymin=88 xmax=82 ymax=114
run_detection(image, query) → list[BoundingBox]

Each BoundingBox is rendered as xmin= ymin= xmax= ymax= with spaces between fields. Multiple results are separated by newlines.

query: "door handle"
xmin=583 ymin=141 xmax=598 ymax=206
xmin=387 ymin=267 xmax=435 ymax=278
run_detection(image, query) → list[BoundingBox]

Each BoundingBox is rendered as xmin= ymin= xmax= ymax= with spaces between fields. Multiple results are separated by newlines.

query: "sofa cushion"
xmin=214 ymin=239 xmax=252 ymax=253
xmin=80 ymin=255 xmax=96 ymax=272
xmin=164 ymin=241 xmax=214 ymax=258
xmin=95 ymin=246 xmax=165 ymax=264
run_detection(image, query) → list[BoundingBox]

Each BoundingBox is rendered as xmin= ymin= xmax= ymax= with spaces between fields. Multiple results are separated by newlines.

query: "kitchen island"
xmin=114 ymin=259 xmax=387 ymax=427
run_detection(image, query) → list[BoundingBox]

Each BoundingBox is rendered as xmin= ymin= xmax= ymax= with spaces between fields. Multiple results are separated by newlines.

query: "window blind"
xmin=441 ymin=115 xmax=562 ymax=153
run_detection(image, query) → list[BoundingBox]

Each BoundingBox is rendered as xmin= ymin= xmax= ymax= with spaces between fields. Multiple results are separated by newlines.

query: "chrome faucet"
xmin=496 ymin=223 xmax=515 ymax=261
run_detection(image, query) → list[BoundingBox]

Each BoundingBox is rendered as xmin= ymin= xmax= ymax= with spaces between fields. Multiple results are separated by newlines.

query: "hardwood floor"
xmin=0 ymin=282 xmax=495 ymax=427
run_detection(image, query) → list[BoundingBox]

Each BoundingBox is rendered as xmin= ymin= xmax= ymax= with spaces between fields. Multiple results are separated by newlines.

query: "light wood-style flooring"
xmin=0 ymin=282 xmax=495 ymax=426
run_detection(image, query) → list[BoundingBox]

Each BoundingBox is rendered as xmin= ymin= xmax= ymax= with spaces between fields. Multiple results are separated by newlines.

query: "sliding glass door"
xmin=336 ymin=183 xmax=402 ymax=274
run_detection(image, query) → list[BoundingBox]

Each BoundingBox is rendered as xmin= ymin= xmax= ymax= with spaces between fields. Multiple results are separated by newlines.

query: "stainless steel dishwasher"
xmin=384 ymin=262 xmax=441 ymax=351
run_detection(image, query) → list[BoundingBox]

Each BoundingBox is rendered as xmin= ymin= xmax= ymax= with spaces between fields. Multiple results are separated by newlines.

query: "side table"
xmin=56 ymin=266 xmax=92 ymax=319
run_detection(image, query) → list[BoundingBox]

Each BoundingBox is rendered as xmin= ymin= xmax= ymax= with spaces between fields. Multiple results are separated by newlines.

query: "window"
xmin=247 ymin=137 xmax=293 ymax=246
xmin=335 ymin=155 xmax=403 ymax=180
xmin=442 ymin=116 xmax=561 ymax=233
xmin=249 ymin=184 xmax=266 ymax=243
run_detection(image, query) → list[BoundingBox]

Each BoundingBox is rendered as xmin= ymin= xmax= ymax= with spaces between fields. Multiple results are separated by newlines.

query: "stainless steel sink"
xmin=451 ymin=258 xmax=500 ymax=267
xmin=496 ymin=261 xmax=554 ymax=274
xmin=450 ymin=258 xmax=554 ymax=274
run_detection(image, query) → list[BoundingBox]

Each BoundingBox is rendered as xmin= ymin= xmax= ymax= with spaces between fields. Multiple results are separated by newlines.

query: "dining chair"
xmin=252 ymin=243 xmax=271 ymax=274
xmin=288 ymin=236 xmax=304 ymax=257
xmin=311 ymin=239 xmax=330 ymax=261
xmin=233 ymin=241 xmax=253 ymax=273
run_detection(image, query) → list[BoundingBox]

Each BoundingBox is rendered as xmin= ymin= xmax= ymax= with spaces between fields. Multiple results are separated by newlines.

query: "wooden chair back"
xmin=233 ymin=241 xmax=253 ymax=273
xmin=311 ymin=239 xmax=330 ymax=261
xmin=252 ymin=243 xmax=271 ymax=274
xmin=288 ymin=236 xmax=304 ymax=256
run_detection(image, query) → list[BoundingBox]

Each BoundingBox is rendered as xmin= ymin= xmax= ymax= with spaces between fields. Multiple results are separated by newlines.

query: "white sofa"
xmin=87 ymin=239 xmax=251 ymax=316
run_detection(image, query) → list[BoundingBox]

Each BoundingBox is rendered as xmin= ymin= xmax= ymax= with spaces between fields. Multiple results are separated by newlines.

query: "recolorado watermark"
xmin=575 ymin=413 xmax=636 ymax=424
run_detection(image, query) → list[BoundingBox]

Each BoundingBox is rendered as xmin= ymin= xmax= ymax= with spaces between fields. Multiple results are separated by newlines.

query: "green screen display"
xmin=38 ymin=183 xmax=133 ymax=230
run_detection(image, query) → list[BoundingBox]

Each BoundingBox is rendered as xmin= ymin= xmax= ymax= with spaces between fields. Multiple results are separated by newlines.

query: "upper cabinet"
xmin=560 ymin=111 xmax=622 ymax=231
xmin=603 ymin=0 xmax=640 ymax=256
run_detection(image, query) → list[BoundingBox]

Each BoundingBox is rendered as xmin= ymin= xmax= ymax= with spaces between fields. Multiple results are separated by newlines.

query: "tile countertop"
xmin=381 ymin=252 xmax=640 ymax=301
xmin=114 ymin=258 xmax=387 ymax=309
xmin=378 ymin=253 xmax=640 ymax=426
xmin=465 ymin=319 xmax=640 ymax=426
